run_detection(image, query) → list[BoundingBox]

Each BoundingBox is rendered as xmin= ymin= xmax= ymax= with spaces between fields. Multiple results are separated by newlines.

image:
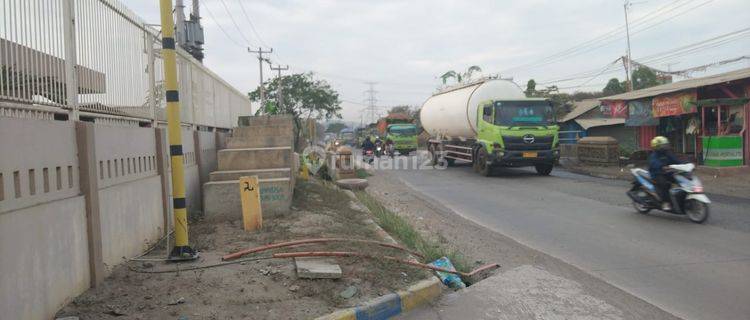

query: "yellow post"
xmin=239 ymin=176 xmax=263 ymax=231
xmin=300 ymin=163 xmax=310 ymax=180
xmin=159 ymin=0 xmax=197 ymax=261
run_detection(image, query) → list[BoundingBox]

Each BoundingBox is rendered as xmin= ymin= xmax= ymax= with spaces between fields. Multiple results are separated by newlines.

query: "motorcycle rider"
xmin=361 ymin=136 xmax=375 ymax=153
xmin=374 ymin=136 xmax=384 ymax=156
xmin=649 ymin=136 xmax=684 ymax=211
xmin=385 ymin=136 xmax=394 ymax=156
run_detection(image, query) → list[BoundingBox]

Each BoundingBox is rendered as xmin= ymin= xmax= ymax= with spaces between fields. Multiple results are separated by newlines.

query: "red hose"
xmin=222 ymin=238 xmax=424 ymax=261
xmin=272 ymin=251 xmax=480 ymax=277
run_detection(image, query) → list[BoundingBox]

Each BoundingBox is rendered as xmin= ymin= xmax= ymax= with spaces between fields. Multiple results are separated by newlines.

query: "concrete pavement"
xmin=371 ymin=153 xmax=750 ymax=320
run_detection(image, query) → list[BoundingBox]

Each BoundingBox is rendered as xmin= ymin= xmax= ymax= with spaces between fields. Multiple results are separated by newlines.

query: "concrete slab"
xmin=335 ymin=178 xmax=369 ymax=190
xmin=238 ymin=114 xmax=294 ymax=127
xmin=202 ymin=178 xmax=292 ymax=218
xmin=217 ymin=147 xmax=292 ymax=171
xmin=209 ymin=168 xmax=291 ymax=181
xmin=294 ymin=258 xmax=343 ymax=279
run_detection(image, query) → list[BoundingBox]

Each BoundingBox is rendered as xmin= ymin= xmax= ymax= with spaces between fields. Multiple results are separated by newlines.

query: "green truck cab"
xmin=473 ymin=98 xmax=559 ymax=175
xmin=385 ymin=123 xmax=419 ymax=155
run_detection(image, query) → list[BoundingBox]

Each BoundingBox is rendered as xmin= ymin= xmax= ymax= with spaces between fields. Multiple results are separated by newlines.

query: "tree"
xmin=632 ymin=67 xmax=660 ymax=90
xmin=388 ymin=105 xmax=412 ymax=115
xmin=602 ymin=78 xmax=626 ymax=96
xmin=326 ymin=122 xmax=347 ymax=133
xmin=525 ymin=79 xmax=537 ymax=97
xmin=249 ymin=72 xmax=342 ymax=148
xmin=439 ymin=66 xmax=482 ymax=85
xmin=440 ymin=70 xmax=458 ymax=84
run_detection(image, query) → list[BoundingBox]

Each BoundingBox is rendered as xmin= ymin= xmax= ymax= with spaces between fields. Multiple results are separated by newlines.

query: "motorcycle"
xmin=385 ymin=143 xmax=395 ymax=158
xmin=626 ymin=163 xmax=710 ymax=223
xmin=374 ymin=141 xmax=383 ymax=157
xmin=362 ymin=149 xmax=375 ymax=164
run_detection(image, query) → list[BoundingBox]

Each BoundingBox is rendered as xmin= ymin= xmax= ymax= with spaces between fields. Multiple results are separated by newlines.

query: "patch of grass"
xmin=354 ymin=191 xmax=470 ymax=273
xmin=355 ymin=168 xmax=370 ymax=179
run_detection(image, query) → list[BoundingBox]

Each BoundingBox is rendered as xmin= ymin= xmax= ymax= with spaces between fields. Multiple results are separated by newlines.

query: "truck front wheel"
xmin=535 ymin=163 xmax=553 ymax=176
xmin=476 ymin=148 xmax=492 ymax=177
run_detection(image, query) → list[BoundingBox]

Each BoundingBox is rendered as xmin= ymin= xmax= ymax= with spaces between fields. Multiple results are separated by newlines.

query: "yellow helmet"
xmin=650 ymin=136 xmax=669 ymax=149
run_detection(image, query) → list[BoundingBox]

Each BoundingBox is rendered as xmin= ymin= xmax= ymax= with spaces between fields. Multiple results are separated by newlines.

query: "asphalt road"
xmin=370 ymin=153 xmax=750 ymax=320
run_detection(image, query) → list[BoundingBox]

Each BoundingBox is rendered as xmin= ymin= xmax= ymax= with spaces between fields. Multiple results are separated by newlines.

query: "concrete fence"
xmin=0 ymin=116 xmax=226 ymax=320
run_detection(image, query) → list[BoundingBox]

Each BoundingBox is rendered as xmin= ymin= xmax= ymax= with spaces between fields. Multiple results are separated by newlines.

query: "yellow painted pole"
xmin=159 ymin=0 xmax=197 ymax=261
xmin=239 ymin=176 xmax=263 ymax=231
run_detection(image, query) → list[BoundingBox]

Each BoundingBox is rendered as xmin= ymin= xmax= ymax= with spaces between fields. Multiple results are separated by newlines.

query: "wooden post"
xmin=239 ymin=176 xmax=262 ymax=231
xmin=75 ymin=122 xmax=104 ymax=287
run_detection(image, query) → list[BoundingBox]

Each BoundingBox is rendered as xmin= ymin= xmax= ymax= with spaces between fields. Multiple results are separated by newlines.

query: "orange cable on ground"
xmin=222 ymin=238 xmax=424 ymax=261
xmin=272 ymin=251 xmax=499 ymax=277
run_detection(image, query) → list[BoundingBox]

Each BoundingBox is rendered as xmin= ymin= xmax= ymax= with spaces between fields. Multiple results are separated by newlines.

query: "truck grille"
xmin=502 ymin=135 xmax=554 ymax=150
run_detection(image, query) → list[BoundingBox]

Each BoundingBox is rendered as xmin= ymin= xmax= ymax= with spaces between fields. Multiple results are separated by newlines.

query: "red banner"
xmin=652 ymin=91 xmax=697 ymax=117
xmin=600 ymin=100 xmax=628 ymax=118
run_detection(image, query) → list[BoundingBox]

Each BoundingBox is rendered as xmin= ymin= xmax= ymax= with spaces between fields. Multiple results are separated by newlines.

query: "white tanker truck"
xmin=420 ymin=78 xmax=559 ymax=176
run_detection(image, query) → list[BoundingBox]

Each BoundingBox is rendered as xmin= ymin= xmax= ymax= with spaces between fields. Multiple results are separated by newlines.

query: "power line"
xmin=200 ymin=1 xmax=244 ymax=48
xmin=501 ymin=0 xmax=716 ymax=75
xmin=235 ymin=0 xmax=271 ymax=48
xmin=217 ymin=0 xmax=254 ymax=46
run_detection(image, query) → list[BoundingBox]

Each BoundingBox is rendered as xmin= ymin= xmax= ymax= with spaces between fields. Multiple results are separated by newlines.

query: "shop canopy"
xmin=600 ymin=68 xmax=750 ymax=101
xmin=575 ymin=118 xmax=625 ymax=130
xmin=691 ymin=98 xmax=750 ymax=107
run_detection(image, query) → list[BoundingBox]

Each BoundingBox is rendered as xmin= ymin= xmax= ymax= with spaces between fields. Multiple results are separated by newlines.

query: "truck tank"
xmin=420 ymin=79 xmax=525 ymax=139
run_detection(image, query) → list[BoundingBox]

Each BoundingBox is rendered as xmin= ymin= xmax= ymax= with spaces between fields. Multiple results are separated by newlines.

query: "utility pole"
xmin=174 ymin=0 xmax=186 ymax=47
xmin=623 ymin=1 xmax=634 ymax=91
xmin=248 ymin=47 xmax=273 ymax=113
xmin=364 ymin=82 xmax=378 ymax=124
xmin=159 ymin=0 xmax=197 ymax=261
xmin=270 ymin=64 xmax=289 ymax=110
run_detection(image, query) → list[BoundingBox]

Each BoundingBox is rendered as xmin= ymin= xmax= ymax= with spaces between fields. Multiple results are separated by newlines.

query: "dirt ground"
xmin=366 ymin=171 xmax=679 ymax=319
xmin=56 ymin=180 xmax=428 ymax=320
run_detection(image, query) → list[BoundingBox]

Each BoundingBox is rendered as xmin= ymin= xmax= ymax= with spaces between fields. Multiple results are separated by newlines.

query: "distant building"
xmin=600 ymin=68 xmax=750 ymax=167
xmin=559 ymin=99 xmax=637 ymax=152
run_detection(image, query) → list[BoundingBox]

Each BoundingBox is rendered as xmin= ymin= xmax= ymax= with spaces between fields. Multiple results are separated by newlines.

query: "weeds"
xmin=354 ymin=191 xmax=469 ymax=273
xmin=355 ymin=168 xmax=370 ymax=179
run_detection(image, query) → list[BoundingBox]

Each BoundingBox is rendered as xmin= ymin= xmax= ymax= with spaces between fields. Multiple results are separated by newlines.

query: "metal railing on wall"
xmin=0 ymin=0 xmax=251 ymax=128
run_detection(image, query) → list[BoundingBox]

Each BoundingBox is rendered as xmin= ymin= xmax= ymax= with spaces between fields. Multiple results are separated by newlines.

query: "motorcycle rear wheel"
xmin=632 ymin=190 xmax=651 ymax=214
xmin=685 ymin=199 xmax=709 ymax=224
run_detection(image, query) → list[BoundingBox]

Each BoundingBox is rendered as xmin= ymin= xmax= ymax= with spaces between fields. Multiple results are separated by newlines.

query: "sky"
xmin=124 ymin=0 xmax=750 ymax=124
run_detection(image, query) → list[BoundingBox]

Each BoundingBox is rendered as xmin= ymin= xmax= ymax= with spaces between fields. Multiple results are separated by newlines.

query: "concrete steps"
xmin=217 ymin=147 xmax=292 ymax=171
xmin=203 ymin=178 xmax=293 ymax=218
xmin=209 ymin=168 xmax=292 ymax=181
xmin=203 ymin=115 xmax=296 ymax=218
xmin=226 ymin=134 xmax=293 ymax=149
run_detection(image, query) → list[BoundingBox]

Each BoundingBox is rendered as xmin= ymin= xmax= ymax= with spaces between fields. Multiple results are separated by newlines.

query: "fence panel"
xmin=1 ymin=0 xmax=252 ymax=128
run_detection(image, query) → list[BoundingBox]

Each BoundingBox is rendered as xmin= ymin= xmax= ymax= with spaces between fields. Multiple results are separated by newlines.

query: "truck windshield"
xmin=389 ymin=126 xmax=417 ymax=135
xmin=494 ymin=101 xmax=553 ymax=126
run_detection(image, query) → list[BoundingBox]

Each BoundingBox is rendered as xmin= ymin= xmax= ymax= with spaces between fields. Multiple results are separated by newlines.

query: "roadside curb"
xmin=311 ymin=186 xmax=444 ymax=320
xmin=314 ymin=278 xmax=443 ymax=320
xmin=562 ymin=165 xmax=628 ymax=180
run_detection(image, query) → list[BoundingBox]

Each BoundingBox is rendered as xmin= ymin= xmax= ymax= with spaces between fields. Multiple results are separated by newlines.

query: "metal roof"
xmin=600 ymin=67 xmax=750 ymax=101
xmin=560 ymin=99 xmax=600 ymax=122
xmin=575 ymin=118 xmax=625 ymax=130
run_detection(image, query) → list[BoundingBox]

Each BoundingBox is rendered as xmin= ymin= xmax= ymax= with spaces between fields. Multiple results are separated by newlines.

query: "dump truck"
xmin=420 ymin=78 xmax=559 ymax=176
xmin=377 ymin=114 xmax=418 ymax=155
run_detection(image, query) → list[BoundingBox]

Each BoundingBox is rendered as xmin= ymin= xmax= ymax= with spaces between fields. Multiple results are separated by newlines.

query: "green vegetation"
xmin=354 ymin=191 xmax=469 ymax=273
xmin=355 ymin=168 xmax=370 ymax=179
xmin=249 ymin=72 xmax=342 ymax=147
xmin=439 ymin=65 xmax=482 ymax=85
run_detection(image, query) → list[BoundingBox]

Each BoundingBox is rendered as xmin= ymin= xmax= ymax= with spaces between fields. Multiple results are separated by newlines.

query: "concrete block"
xmin=226 ymin=134 xmax=293 ymax=149
xmin=335 ymin=178 xmax=369 ymax=190
xmin=203 ymin=177 xmax=292 ymax=218
xmin=209 ymin=168 xmax=292 ymax=181
xmin=217 ymin=147 xmax=292 ymax=171
xmin=294 ymin=258 xmax=343 ymax=279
